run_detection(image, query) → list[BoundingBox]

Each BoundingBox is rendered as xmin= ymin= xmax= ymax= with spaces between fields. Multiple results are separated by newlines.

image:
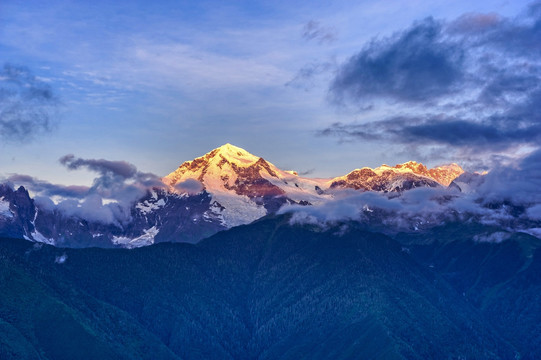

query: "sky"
xmin=0 ymin=0 xmax=537 ymax=187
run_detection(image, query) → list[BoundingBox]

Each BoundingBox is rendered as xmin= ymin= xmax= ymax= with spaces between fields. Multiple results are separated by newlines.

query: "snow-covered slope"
xmin=0 ymin=197 xmax=14 ymax=219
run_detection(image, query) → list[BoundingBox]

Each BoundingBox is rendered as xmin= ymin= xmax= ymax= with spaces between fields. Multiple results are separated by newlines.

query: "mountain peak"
xmin=163 ymin=144 xmax=261 ymax=187
xmin=212 ymin=143 xmax=260 ymax=166
xmin=217 ymin=143 xmax=243 ymax=151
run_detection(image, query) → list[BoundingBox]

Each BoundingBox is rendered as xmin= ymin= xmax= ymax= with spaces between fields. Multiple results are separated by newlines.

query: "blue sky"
xmin=0 ymin=0 xmax=534 ymax=185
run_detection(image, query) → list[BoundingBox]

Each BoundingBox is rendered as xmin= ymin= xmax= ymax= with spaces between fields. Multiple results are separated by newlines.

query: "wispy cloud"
xmin=286 ymin=60 xmax=336 ymax=90
xmin=0 ymin=64 xmax=59 ymax=142
xmin=5 ymin=174 xmax=89 ymax=198
xmin=59 ymin=155 xmax=138 ymax=179
xmin=302 ymin=20 xmax=337 ymax=44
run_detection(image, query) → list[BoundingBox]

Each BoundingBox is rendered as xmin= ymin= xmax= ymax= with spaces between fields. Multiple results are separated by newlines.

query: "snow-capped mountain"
xmin=163 ymin=144 xmax=464 ymax=225
xmin=329 ymin=161 xmax=464 ymax=192
xmin=0 ymin=144 xmax=466 ymax=248
xmin=163 ymin=143 xmax=330 ymax=227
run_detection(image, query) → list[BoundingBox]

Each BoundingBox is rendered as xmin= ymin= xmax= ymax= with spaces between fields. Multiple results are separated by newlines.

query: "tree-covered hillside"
xmin=2 ymin=215 xmax=539 ymax=359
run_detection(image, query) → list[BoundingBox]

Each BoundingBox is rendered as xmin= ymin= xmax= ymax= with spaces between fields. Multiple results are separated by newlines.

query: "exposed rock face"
xmin=329 ymin=161 xmax=463 ymax=192
xmin=0 ymin=184 xmax=36 ymax=240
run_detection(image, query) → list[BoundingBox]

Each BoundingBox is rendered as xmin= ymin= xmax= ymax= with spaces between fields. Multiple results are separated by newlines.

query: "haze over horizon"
xmin=1 ymin=0 xmax=539 ymax=188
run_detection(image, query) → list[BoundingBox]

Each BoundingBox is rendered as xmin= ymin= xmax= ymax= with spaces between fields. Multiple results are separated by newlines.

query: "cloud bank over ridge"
xmin=4 ymin=155 xmax=167 ymax=226
xmin=280 ymin=148 xmax=541 ymax=235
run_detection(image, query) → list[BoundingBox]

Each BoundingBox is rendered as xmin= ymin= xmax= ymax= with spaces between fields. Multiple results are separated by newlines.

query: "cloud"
xmin=279 ymin=148 xmax=541 ymax=238
xmin=59 ymin=155 xmax=166 ymax=202
xmin=280 ymin=187 xmax=452 ymax=232
xmin=302 ymin=20 xmax=337 ymax=44
xmin=322 ymin=3 xmax=541 ymax=156
xmin=0 ymin=64 xmax=59 ymax=141
xmin=298 ymin=168 xmax=315 ymax=176
xmin=476 ymin=148 xmax=541 ymax=206
xmin=285 ymin=61 xmax=335 ymax=90
xmin=527 ymin=205 xmax=541 ymax=220
xmin=5 ymin=174 xmax=90 ymax=198
xmin=4 ymin=155 xmax=167 ymax=225
xmin=449 ymin=3 xmax=541 ymax=57
xmin=330 ymin=17 xmax=465 ymax=104
xmin=174 ymin=179 xmax=203 ymax=194
xmin=473 ymin=232 xmax=511 ymax=243
xmin=320 ymin=104 xmax=541 ymax=151
xmin=33 ymin=196 xmax=56 ymax=212
xmin=55 ymin=253 xmax=68 ymax=264
xmin=59 ymin=155 xmax=137 ymax=179
xmin=447 ymin=13 xmax=502 ymax=34
xmin=56 ymin=155 xmax=167 ymax=224
xmin=56 ymin=194 xmax=126 ymax=225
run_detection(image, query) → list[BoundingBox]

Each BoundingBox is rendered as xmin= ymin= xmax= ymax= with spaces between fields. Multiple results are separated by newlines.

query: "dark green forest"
xmin=1 ymin=215 xmax=540 ymax=359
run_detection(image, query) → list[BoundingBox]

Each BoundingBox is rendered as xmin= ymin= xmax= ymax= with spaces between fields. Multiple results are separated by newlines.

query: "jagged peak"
xmin=339 ymin=161 xmax=464 ymax=186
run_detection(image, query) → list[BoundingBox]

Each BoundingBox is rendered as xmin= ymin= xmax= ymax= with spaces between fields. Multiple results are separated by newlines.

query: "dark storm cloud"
xmin=0 ymin=64 xmax=59 ymax=141
xmin=302 ymin=20 xmax=337 ymax=44
xmin=323 ymin=2 xmax=541 ymax=154
xmin=330 ymin=18 xmax=465 ymax=104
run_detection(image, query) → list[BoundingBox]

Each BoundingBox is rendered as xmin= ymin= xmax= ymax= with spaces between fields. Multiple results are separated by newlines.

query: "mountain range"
xmin=2 ymin=144 xmax=541 ymax=358
xmin=0 ymin=144 xmax=465 ymax=248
